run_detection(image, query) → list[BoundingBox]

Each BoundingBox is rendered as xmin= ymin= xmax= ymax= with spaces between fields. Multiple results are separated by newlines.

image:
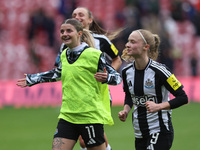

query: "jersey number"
xmin=147 ymin=133 xmax=160 ymax=150
xmin=85 ymin=125 xmax=96 ymax=138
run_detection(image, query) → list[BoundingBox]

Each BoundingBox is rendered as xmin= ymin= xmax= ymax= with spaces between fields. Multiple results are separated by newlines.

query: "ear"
xmin=144 ymin=44 xmax=150 ymax=50
xmin=89 ymin=18 xmax=93 ymax=25
xmin=78 ymin=31 xmax=82 ymax=37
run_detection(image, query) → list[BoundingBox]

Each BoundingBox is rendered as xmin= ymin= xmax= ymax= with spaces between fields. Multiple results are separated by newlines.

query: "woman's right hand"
xmin=16 ymin=74 xmax=28 ymax=87
xmin=118 ymin=110 xmax=128 ymax=122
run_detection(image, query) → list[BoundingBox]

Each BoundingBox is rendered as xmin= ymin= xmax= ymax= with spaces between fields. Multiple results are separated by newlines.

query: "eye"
xmin=67 ymin=29 xmax=72 ymax=33
xmin=72 ymin=14 xmax=76 ymax=18
xmin=79 ymin=13 xmax=84 ymax=17
xmin=60 ymin=29 xmax=64 ymax=34
xmin=130 ymin=40 xmax=135 ymax=44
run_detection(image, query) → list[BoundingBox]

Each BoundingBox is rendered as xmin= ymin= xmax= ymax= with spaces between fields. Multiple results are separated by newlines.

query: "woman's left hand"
xmin=94 ymin=67 xmax=108 ymax=82
xmin=145 ymin=101 xmax=161 ymax=113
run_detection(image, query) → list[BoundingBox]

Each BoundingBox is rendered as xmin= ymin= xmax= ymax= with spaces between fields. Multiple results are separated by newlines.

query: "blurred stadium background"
xmin=0 ymin=0 xmax=200 ymax=149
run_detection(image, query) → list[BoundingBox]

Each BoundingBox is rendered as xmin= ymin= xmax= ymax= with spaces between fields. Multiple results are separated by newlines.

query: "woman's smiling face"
xmin=72 ymin=7 xmax=93 ymax=30
xmin=125 ymin=31 xmax=145 ymax=58
xmin=60 ymin=23 xmax=82 ymax=49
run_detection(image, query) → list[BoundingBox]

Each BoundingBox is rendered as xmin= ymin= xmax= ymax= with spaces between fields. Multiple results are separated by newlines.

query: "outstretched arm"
xmin=17 ymin=74 xmax=28 ymax=87
xmin=17 ymin=67 xmax=61 ymax=87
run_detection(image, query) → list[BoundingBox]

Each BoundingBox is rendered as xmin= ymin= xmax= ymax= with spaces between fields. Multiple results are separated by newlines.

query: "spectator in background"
xmin=170 ymin=0 xmax=185 ymax=21
xmin=158 ymin=31 xmax=174 ymax=72
xmin=28 ymin=8 xmax=55 ymax=47
xmin=58 ymin=0 xmax=76 ymax=19
xmin=27 ymin=8 xmax=57 ymax=72
xmin=191 ymin=10 xmax=200 ymax=36
xmin=190 ymin=51 xmax=198 ymax=76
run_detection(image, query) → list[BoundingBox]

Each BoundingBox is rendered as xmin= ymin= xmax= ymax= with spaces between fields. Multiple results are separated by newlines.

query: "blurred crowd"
xmin=114 ymin=0 xmax=200 ymax=76
xmin=0 ymin=0 xmax=200 ymax=80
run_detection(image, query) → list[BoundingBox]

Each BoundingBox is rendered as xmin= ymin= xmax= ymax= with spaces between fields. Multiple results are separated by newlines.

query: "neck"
xmin=84 ymin=25 xmax=90 ymax=30
xmin=68 ymin=41 xmax=81 ymax=50
xmin=68 ymin=42 xmax=88 ymax=52
xmin=134 ymin=56 xmax=149 ymax=70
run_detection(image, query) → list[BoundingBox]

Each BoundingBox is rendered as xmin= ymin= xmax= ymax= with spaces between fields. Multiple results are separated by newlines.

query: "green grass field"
xmin=0 ymin=102 xmax=200 ymax=150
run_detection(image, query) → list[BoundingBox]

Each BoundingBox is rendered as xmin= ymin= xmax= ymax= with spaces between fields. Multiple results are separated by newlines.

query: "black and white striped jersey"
xmin=92 ymin=33 xmax=119 ymax=64
xmin=122 ymin=59 xmax=188 ymax=138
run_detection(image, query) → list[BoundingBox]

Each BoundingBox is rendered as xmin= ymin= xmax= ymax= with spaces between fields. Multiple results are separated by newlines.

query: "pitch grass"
xmin=0 ymin=102 xmax=199 ymax=150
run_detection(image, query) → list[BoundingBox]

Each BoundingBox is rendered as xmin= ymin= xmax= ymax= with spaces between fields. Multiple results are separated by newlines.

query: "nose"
xmin=61 ymin=31 xmax=68 ymax=37
xmin=74 ymin=16 xmax=81 ymax=22
xmin=74 ymin=15 xmax=78 ymax=19
xmin=73 ymin=15 xmax=79 ymax=19
xmin=125 ymin=42 xmax=130 ymax=48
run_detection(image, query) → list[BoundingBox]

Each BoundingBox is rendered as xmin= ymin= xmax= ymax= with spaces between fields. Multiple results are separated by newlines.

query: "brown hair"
xmin=122 ymin=29 xmax=160 ymax=62
xmin=62 ymin=19 xmax=95 ymax=48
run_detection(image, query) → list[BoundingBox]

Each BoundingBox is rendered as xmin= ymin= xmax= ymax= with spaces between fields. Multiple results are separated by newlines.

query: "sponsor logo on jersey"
xmin=167 ymin=74 xmax=182 ymax=91
xmin=145 ymin=78 xmax=154 ymax=89
xmin=131 ymin=95 xmax=156 ymax=107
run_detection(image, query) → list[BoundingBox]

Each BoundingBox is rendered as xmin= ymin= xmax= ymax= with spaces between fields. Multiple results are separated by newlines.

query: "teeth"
xmin=66 ymin=37 xmax=70 ymax=40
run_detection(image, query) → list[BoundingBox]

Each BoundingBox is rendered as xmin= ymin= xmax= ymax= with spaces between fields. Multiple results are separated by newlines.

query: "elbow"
xmin=112 ymin=56 xmax=122 ymax=70
xmin=118 ymin=57 xmax=122 ymax=69
xmin=118 ymin=57 xmax=122 ymax=66
xmin=184 ymin=94 xmax=189 ymax=105
xmin=169 ymin=92 xmax=189 ymax=109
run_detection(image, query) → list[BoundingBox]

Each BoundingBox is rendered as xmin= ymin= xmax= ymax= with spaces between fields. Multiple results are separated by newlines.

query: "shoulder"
xmin=92 ymin=33 xmax=111 ymax=44
xmin=149 ymin=60 xmax=172 ymax=78
xmin=84 ymin=47 xmax=102 ymax=56
xmin=61 ymin=48 xmax=67 ymax=56
xmin=122 ymin=63 xmax=133 ymax=75
xmin=85 ymin=47 xmax=101 ymax=53
xmin=60 ymin=43 xmax=68 ymax=52
xmin=122 ymin=63 xmax=133 ymax=70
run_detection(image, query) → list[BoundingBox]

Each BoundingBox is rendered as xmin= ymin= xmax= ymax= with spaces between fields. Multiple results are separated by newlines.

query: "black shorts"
xmin=54 ymin=119 xmax=105 ymax=148
xmin=135 ymin=132 xmax=174 ymax=150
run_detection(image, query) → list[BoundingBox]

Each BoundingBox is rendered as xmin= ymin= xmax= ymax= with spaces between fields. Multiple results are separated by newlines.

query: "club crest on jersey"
xmin=145 ymin=79 xmax=154 ymax=89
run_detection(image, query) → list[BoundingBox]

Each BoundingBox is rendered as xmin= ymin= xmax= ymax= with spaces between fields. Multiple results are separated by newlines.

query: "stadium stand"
xmin=1 ymin=0 xmax=200 ymax=79
xmin=1 ymin=0 xmax=200 ymax=107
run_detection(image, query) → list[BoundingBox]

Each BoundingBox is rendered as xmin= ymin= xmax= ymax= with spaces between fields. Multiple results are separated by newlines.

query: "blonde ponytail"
xmin=81 ymin=29 xmax=95 ymax=48
xmin=121 ymin=48 xmax=134 ymax=62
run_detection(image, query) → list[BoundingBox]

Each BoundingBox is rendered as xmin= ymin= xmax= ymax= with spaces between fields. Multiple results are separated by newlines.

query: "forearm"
xmin=26 ymin=68 xmax=61 ymax=86
xmin=123 ymin=104 xmax=132 ymax=114
xmin=146 ymin=101 xmax=170 ymax=113
xmin=106 ymin=69 xmax=122 ymax=85
xmin=111 ymin=56 xmax=122 ymax=71
xmin=146 ymin=93 xmax=188 ymax=113
xmin=168 ymin=93 xmax=188 ymax=109
xmin=158 ymin=101 xmax=171 ymax=110
xmin=118 ymin=104 xmax=132 ymax=122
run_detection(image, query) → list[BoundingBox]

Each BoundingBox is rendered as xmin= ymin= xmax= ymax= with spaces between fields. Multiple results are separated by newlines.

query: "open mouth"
xmin=62 ymin=37 xmax=71 ymax=42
